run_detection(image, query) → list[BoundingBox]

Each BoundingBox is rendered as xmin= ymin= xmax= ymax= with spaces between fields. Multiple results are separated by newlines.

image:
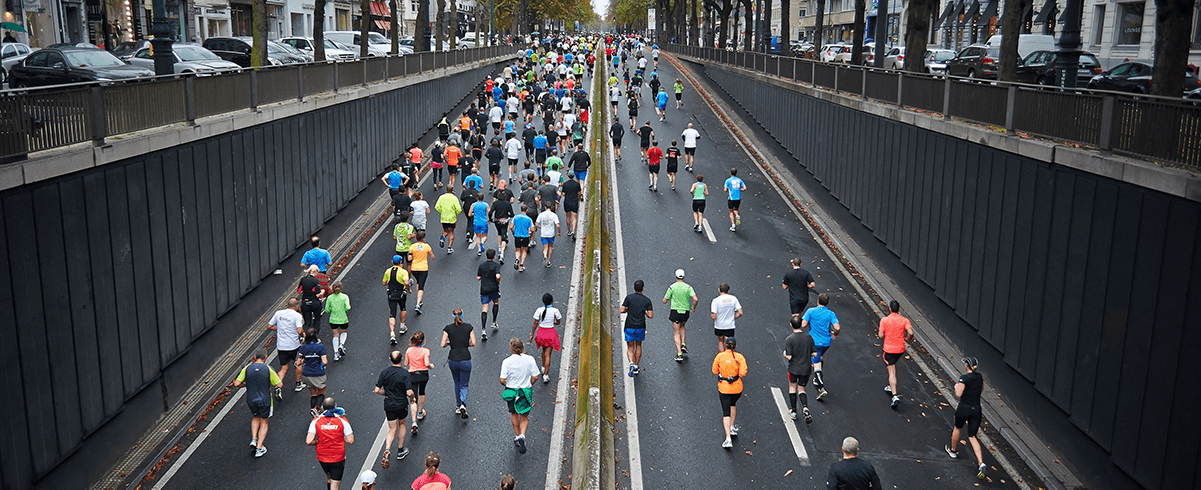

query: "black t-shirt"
xmin=621 ymin=292 xmax=653 ymax=329
xmin=478 ymin=260 xmax=501 ymax=294
xmin=375 ymin=366 xmax=413 ymax=411
xmin=561 ymin=179 xmax=582 ymax=204
xmin=492 ymin=188 xmax=514 ymax=203
xmin=628 ymin=97 xmax=639 ymax=112
xmin=570 ymin=151 xmax=591 ymax=172
xmin=486 ymin=146 xmax=504 ymax=165
xmin=523 ymin=128 xmax=538 ymax=146
xmin=783 ymin=268 xmax=815 ymax=302
xmin=666 ymin=147 xmax=681 ymax=165
xmin=638 ymin=126 xmax=653 ymax=145
xmin=783 ymin=331 xmax=815 ymax=376
xmin=539 ymin=184 xmax=559 ymax=206
xmin=490 ymin=200 xmax=514 ymax=223
xmin=299 ymin=275 xmax=321 ymax=302
xmin=610 ymin=122 xmax=625 ymax=140
xmin=827 ymin=457 xmax=882 ymax=490
xmin=520 ymin=188 xmax=539 ymax=213
xmin=392 ymin=192 xmax=412 ymax=215
xmin=444 ymin=322 xmax=473 ymax=361
xmin=957 ymin=371 xmax=984 ymax=408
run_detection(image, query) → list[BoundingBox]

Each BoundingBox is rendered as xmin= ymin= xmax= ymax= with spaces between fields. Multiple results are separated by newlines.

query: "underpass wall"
xmin=0 ymin=62 xmax=501 ymax=489
xmin=700 ymin=63 xmax=1200 ymax=489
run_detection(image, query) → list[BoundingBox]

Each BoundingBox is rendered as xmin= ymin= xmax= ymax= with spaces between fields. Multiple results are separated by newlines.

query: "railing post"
xmin=297 ymin=64 xmax=305 ymax=101
xmin=184 ymin=76 xmax=197 ymax=123
xmin=1004 ymin=85 xmax=1016 ymax=131
xmin=861 ymin=68 xmax=867 ymax=98
xmin=811 ymin=60 xmax=816 ymax=84
xmin=332 ymin=61 xmax=339 ymax=92
xmin=896 ymin=72 xmax=903 ymax=105
xmin=1098 ymin=95 xmax=1115 ymax=150
xmin=362 ymin=58 xmax=368 ymax=86
xmin=249 ymin=69 xmax=259 ymax=109
xmin=88 ymin=85 xmax=107 ymax=144
xmin=942 ymin=77 xmax=951 ymax=117
xmin=833 ymin=66 xmax=839 ymax=93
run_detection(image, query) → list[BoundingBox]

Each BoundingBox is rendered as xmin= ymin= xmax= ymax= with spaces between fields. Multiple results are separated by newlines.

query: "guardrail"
xmin=664 ymin=44 xmax=1201 ymax=167
xmin=0 ymin=45 xmax=515 ymax=161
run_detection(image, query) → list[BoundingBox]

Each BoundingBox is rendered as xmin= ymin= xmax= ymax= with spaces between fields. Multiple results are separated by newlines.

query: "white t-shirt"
xmin=507 ymin=96 xmax=521 ymax=113
xmin=546 ymin=169 xmax=562 ymax=186
xmin=710 ymin=294 xmax=742 ymax=331
xmin=638 ymin=58 xmax=647 ymax=69
xmin=537 ymin=209 xmax=559 ymax=237
xmin=269 ymin=308 xmax=304 ymax=351
xmin=489 ymin=106 xmax=504 ymax=123
xmin=682 ymin=128 xmax=701 ymax=148
xmin=532 ymin=305 xmax=562 ymax=329
xmin=505 ymin=138 xmax=523 ymax=159
xmin=562 ymin=113 xmax=576 ymax=130
xmin=500 ymin=353 xmax=540 ymax=388
xmin=410 ymin=200 xmax=430 ymax=220
xmin=610 ymin=86 xmax=622 ymax=102
xmin=560 ymin=96 xmax=573 ymax=112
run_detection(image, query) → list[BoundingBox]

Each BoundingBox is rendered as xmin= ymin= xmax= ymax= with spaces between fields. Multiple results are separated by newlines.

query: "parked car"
xmin=1015 ymin=50 xmax=1101 ymax=87
xmin=883 ymin=46 xmax=905 ymax=70
xmin=945 ymin=44 xmax=999 ymax=79
xmin=820 ymin=44 xmax=849 ymax=63
xmin=127 ymin=42 xmax=241 ymax=75
xmin=324 ymin=30 xmax=410 ymax=56
xmin=280 ymin=36 xmax=358 ymax=60
xmin=7 ymin=47 xmax=154 ymax=88
xmin=202 ymin=37 xmax=308 ymax=67
xmin=1087 ymin=61 xmax=1201 ymax=94
xmin=110 ymin=40 xmax=150 ymax=60
xmin=924 ymin=48 xmax=956 ymax=74
xmin=985 ymin=34 xmax=1056 ymax=61
xmin=1 ymin=42 xmax=34 ymax=84
xmin=1188 ymin=86 xmax=1201 ymax=101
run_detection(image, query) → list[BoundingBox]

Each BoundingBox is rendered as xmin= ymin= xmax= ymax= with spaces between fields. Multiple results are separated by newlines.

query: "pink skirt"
xmin=535 ymin=327 xmax=561 ymax=351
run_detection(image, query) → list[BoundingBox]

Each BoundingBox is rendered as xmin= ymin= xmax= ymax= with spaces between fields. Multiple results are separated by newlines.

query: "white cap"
xmin=675 ymin=269 xmax=685 ymax=279
xmin=360 ymin=470 xmax=377 ymax=485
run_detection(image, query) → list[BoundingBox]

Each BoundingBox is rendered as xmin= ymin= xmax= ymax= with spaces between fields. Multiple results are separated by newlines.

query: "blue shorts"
xmin=658 ymin=103 xmax=667 ymax=110
xmin=624 ymin=328 xmax=645 ymax=342
xmin=481 ymin=292 xmax=500 ymax=304
xmin=575 ymin=170 xmax=587 ymax=182
xmin=473 ymin=224 xmax=488 ymax=234
xmin=811 ymin=345 xmax=831 ymax=365
xmin=541 ymin=236 xmax=555 ymax=245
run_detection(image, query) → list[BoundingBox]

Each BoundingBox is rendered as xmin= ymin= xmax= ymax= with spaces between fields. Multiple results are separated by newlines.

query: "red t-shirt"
xmin=411 ymin=472 xmax=452 ymax=490
xmin=647 ymin=147 xmax=663 ymax=165
xmin=308 ymin=415 xmax=352 ymax=463
xmin=878 ymin=313 xmax=911 ymax=354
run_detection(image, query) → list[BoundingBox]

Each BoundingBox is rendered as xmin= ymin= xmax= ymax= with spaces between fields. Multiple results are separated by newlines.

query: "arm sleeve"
xmin=269 ymin=368 xmax=281 ymax=386
xmin=738 ymin=354 xmax=748 ymax=376
xmin=236 ymin=366 xmax=248 ymax=383
xmin=870 ymin=467 xmax=882 ymax=489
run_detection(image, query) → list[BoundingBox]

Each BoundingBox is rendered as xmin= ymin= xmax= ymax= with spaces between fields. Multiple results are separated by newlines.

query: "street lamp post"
xmin=150 ymin=0 xmax=174 ymax=75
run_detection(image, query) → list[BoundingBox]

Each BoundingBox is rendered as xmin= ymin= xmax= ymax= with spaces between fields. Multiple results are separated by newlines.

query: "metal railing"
xmin=664 ymin=44 xmax=1201 ymax=167
xmin=0 ymin=45 xmax=515 ymax=160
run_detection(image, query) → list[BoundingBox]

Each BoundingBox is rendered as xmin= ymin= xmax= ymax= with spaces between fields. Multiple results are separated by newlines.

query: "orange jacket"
xmin=712 ymin=350 xmax=748 ymax=394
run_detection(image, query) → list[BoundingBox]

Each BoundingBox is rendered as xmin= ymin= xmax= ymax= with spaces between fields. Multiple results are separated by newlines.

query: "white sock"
xmin=339 ymin=332 xmax=347 ymax=346
xmin=331 ymin=337 xmax=340 ymax=352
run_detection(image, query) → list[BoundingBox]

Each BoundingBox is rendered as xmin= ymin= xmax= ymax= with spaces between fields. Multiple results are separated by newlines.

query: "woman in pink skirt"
xmin=528 ymin=292 xmax=563 ymax=384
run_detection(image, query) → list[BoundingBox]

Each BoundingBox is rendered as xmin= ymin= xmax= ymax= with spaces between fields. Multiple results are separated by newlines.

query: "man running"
xmin=690 ymin=174 xmax=709 ymax=233
xmin=724 ymin=168 xmax=746 ymax=232
xmin=665 ymin=140 xmax=681 ymax=190
xmin=681 ymin=123 xmax=700 ymax=172
xmin=620 ymin=279 xmax=654 ymax=377
xmin=710 ymin=283 xmax=743 ymax=352
xmin=801 ymin=293 xmax=840 ymax=400
xmin=828 ymin=437 xmax=882 ymax=489
xmin=406 ymin=231 xmax=433 ymax=315
xmin=569 ymin=142 xmax=591 ymax=182
xmin=783 ymin=315 xmax=816 ymax=423
xmin=946 ymin=356 xmax=988 ymax=479
xmin=536 ymin=204 xmax=560 ymax=268
xmin=268 ymin=298 xmax=306 ymax=393
xmin=477 ymin=249 xmax=502 ymax=341
xmin=646 ymin=139 xmax=663 ymax=191
xmin=627 ymin=94 xmax=640 ymax=131
xmin=662 ymin=269 xmax=698 ymax=362
xmin=490 ymin=183 xmax=515 ymax=264
xmin=609 ymin=83 xmax=622 ymax=118
xmin=560 ymin=172 xmax=582 ymax=239
xmin=470 ymin=196 xmax=490 ymax=257
xmin=307 ymin=397 xmax=355 ymax=490
xmin=301 ymin=236 xmax=332 ymax=273
xmin=609 ymin=120 xmax=625 ymax=161
xmin=233 ymin=350 xmax=282 ymax=458
xmin=782 ymin=258 xmax=816 ymax=315
xmin=637 ymin=121 xmax=654 ymax=161
xmin=506 ymin=134 xmax=525 ymax=181
xmin=434 ymin=185 xmax=462 ymax=254
xmin=510 ymin=204 xmax=535 ymax=272
xmin=878 ymin=300 xmax=914 ymax=409
xmin=383 ymin=255 xmax=413 ymax=342
xmin=374 ymin=350 xmax=415 ymax=468
xmin=656 ymin=88 xmax=670 ymax=121
xmin=500 ymin=338 xmax=541 ymax=454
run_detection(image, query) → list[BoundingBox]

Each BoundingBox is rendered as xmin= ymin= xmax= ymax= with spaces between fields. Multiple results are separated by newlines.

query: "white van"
xmin=986 ymin=34 xmax=1056 ymax=60
xmin=324 ymin=31 xmax=412 ymax=56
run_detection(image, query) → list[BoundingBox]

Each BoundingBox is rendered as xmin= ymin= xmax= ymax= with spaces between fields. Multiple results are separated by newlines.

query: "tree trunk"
xmin=691 ymin=0 xmax=700 ymax=45
xmin=416 ymin=0 xmax=428 ymax=51
xmin=814 ymin=0 xmax=825 ymax=55
xmin=718 ymin=2 xmax=732 ymax=48
xmin=1151 ymin=0 xmax=1195 ymax=96
xmin=435 ymin=0 xmax=445 ymax=49
xmin=903 ymin=0 xmax=934 ymax=71
xmin=449 ymin=6 xmax=457 ymax=50
xmin=997 ymin=0 xmax=1026 ymax=80
xmin=359 ymin=0 xmax=371 ymax=57
xmin=314 ymin=0 xmax=328 ymax=60
xmin=704 ymin=3 xmax=714 ymax=46
xmin=251 ymin=0 xmax=267 ymax=66
xmin=742 ymin=0 xmax=752 ymax=50
xmin=763 ymin=0 xmax=772 ymax=52
xmin=390 ymin=0 xmax=399 ymax=53
xmin=850 ymin=0 xmax=865 ymax=64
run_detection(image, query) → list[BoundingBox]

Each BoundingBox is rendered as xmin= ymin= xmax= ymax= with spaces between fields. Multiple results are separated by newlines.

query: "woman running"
xmin=405 ymin=331 xmax=431 ymax=435
xmin=712 ymin=337 xmax=748 ymax=449
xmin=323 ymin=282 xmax=351 ymax=362
xmin=441 ymin=309 xmax=477 ymax=418
xmin=528 ymin=293 xmax=563 ymax=384
xmin=409 ymin=451 xmax=451 ymax=489
xmin=297 ymin=328 xmax=329 ymax=417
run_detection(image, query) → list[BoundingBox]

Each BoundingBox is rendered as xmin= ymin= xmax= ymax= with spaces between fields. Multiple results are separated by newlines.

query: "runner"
xmin=381 ymin=163 xmax=409 ymax=197
xmin=405 ymin=143 xmax=424 ymax=187
xmin=646 ymin=139 xmax=663 ymax=191
xmin=404 ymin=333 xmax=431 ymax=435
xmin=510 ymin=204 xmax=535 ymax=272
xmin=233 ymin=350 xmax=282 ymax=458
xmin=410 ymin=452 xmax=452 ymax=489
xmin=689 ymin=174 xmax=709 ymax=233
xmin=490 ymin=182 xmax=515 ymax=264
xmin=407 ymin=231 xmax=433 ymax=316
xmin=710 ymin=283 xmax=743 ymax=352
xmin=307 ymin=397 xmax=354 ymax=490
xmin=827 ymin=437 xmax=883 ymax=488
xmin=507 ymin=133 xmax=525 ymax=181
xmin=662 ymin=269 xmax=698 ymax=362
xmin=878 ymin=300 xmax=914 ymax=409
xmin=477 ymin=249 xmax=502 ymax=341
xmin=441 ymin=309 xmax=476 ymax=419
xmin=392 ymin=187 xmax=413 ymax=223
xmin=637 ymin=121 xmax=655 ymax=163
xmin=394 ymin=212 xmax=416 ymax=265
xmin=268 ymin=298 xmax=306 ymax=392
xmin=782 ymin=257 xmax=816 ymax=315
xmin=434 ymin=185 xmax=462 ymax=254
xmin=383 ymin=255 xmax=414 ymax=342
xmin=374 ymin=351 xmax=414 ymax=468
xmin=560 ymin=172 xmax=582 ymax=239
xmin=301 ymin=236 xmax=332 ymax=273
xmin=429 ymin=142 xmax=445 ymax=186
xmin=569 ymin=142 xmax=591 ymax=182
xmin=297 ymin=328 xmax=329 ymax=417
xmin=528 ymin=293 xmax=563 ymax=384
xmin=609 ymin=83 xmax=622 ymax=118
xmin=410 ymin=192 xmax=430 ymax=232
xmin=783 ymin=314 xmax=817 ymax=423
xmin=500 ymin=338 xmax=541 ymax=454
xmin=299 ymin=265 xmax=326 ymax=330
xmin=444 ymin=142 xmax=463 ymax=187
xmin=712 ymin=337 xmax=747 ymax=449
xmin=801 ymin=293 xmax=841 ymax=400
xmin=681 ymin=123 xmax=701 ymax=172
xmin=609 ymin=119 xmax=625 ymax=161
xmin=724 ymin=168 xmax=746 ymax=232
xmin=536 ymin=204 xmax=561 ymax=268
xmin=470 ymin=195 xmax=490 ymax=256
xmin=946 ymin=356 xmax=988 ymax=479
xmin=674 ymin=78 xmax=684 ymax=109
xmin=627 ymin=94 xmax=640 ymax=131
xmin=656 ymin=87 xmax=670 ymax=121
xmin=619 ymin=279 xmax=654 ymax=377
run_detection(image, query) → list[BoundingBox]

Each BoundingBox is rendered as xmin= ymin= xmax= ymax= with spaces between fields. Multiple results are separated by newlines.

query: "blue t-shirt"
xmin=504 ymin=120 xmax=515 ymax=134
xmin=803 ymin=306 xmax=839 ymax=347
xmin=472 ymin=201 xmax=489 ymax=226
xmin=512 ymin=214 xmax=534 ymax=238
xmin=386 ymin=170 xmax=405 ymax=189
xmin=533 ymin=135 xmax=548 ymax=149
xmin=242 ymin=362 xmax=272 ymax=406
xmin=565 ymin=53 xmax=574 ymax=63
xmin=613 ymin=57 xmax=620 ymax=67
xmin=464 ymin=174 xmax=484 ymax=191
xmin=299 ymin=343 xmax=326 ymax=377
xmin=492 ymin=86 xmax=503 ymax=100
xmin=724 ymin=176 xmax=745 ymax=200
xmin=656 ymin=92 xmax=669 ymax=107
xmin=301 ymin=248 xmax=332 ymax=272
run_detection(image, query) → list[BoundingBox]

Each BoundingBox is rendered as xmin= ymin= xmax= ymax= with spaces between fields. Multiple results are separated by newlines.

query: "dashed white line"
xmin=701 ymin=218 xmax=717 ymax=243
xmin=769 ymin=386 xmax=811 ymax=466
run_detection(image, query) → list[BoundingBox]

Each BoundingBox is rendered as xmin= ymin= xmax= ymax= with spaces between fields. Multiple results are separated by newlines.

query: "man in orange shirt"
xmin=459 ymin=113 xmax=474 ymax=142
xmin=444 ymin=143 xmax=464 ymax=187
xmin=877 ymin=300 xmax=914 ymax=409
xmin=711 ymin=337 xmax=748 ymax=449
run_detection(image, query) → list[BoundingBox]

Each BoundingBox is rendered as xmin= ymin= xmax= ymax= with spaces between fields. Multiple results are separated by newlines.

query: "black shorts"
xmin=954 ymin=404 xmax=983 ymax=437
xmin=788 ymin=372 xmax=812 ymax=385
xmin=675 ymin=93 xmax=682 ymax=101
xmin=385 ymin=406 xmax=409 ymax=421
xmin=714 ymin=328 xmax=734 ymax=338
xmin=612 ymin=137 xmax=622 ymax=146
xmin=629 ymin=109 xmax=638 ymax=118
xmin=320 ymin=460 xmax=346 ymax=481
xmin=685 ymin=147 xmax=696 ymax=155
xmin=639 ymin=140 xmax=650 ymax=149
xmin=277 ymin=348 xmax=298 ymax=365
xmin=692 ymin=200 xmax=706 ymax=213
xmin=460 ymin=129 xmax=471 ymax=140
xmin=789 ymin=298 xmax=808 ymax=315
xmin=409 ymin=371 xmax=429 ymax=395
xmin=727 ymin=199 xmax=741 ymax=210
xmin=648 ymin=164 xmax=660 ymax=174
xmin=494 ymin=221 xmax=510 ymax=240
xmin=883 ymin=352 xmax=903 ymax=366
xmin=388 ymin=296 xmax=408 ymax=316
xmin=719 ymin=392 xmax=741 ymax=416
xmin=535 ymin=149 xmax=547 ymax=164
xmin=515 ymin=236 xmax=531 ymax=248
xmin=490 ymin=165 xmax=501 ymax=175
xmin=507 ymin=157 xmax=518 ymax=167
xmin=330 ymin=322 xmax=348 ymax=331
xmin=668 ymin=309 xmax=690 ymax=324
xmin=492 ymin=122 xmax=501 ymax=131
xmin=412 ymin=270 xmax=429 ymax=290
xmin=442 ymin=222 xmax=456 ymax=232
xmin=666 ymin=162 xmax=678 ymax=173
xmin=247 ymin=401 xmax=273 ymax=419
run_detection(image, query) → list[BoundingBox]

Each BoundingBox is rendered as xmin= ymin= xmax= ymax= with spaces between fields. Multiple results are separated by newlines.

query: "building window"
xmin=1092 ymin=4 xmax=1105 ymax=45
xmin=1115 ymin=2 xmax=1143 ymax=46
xmin=411 ymin=0 xmax=418 ymax=12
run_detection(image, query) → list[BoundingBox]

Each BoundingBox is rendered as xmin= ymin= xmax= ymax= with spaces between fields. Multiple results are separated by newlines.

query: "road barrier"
xmin=663 ymin=43 xmax=1201 ymax=167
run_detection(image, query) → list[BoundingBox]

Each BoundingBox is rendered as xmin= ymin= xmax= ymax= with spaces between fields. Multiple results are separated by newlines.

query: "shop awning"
xmin=935 ymin=2 xmax=954 ymax=28
xmin=369 ymin=1 xmax=390 ymax=17
xmin=1033 ymin=0 xmax=1056 ymax=24
xmin=980 ymin=0 xmax=997 ymax=19
xmin=964 ymin=0 xmax=980 ymax=19
xmin=375 ymin=19 xmax=391 ymax=30
xmin=951 ymin=0 xmax=966 ymax=24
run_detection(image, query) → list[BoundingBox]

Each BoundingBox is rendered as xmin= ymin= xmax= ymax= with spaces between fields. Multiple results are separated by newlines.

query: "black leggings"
xmin=719 ymin=392 xmax=741 ymax=417
xmin=301 ymin=300 xmax=323 ymax=329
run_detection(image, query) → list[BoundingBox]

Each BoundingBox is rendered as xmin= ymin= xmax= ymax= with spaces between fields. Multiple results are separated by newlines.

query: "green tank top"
xmin=692 ymin=183 xmax=706 ymax=200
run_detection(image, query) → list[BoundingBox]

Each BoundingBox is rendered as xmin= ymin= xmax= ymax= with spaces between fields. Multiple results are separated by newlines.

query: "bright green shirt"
xmin=674 ymin=81 xmax=684 ymax=93
xmin=546 ymin=156 xmax=563 ymax=171
xmin=609 ymin=76 xmax=619 ymax=87
xmin=692 ymin=182 xmax=707 ymax=200
xmin=394 ymin=222 xmax=415 ymax=252
xmin=435 ymin=193 xmax=462 ymax=223
xmin=323 ymin=292 xmax=351 ymax=324
xmin=664 ymin=281 xmax=696 ymax=312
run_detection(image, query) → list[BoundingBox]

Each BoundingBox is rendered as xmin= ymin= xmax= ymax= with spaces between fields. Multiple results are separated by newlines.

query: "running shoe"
xmin=721 ymin=438 xmax=733 ymax=449
xmin=944 ymin=445 xmax=958 ymax=459
xmin=652 ymin=186 xmax=657 ymax=191
xmin=499 ymin=256 xmax=504 ymax=265
xmin=891 ymin=396 xmax=900 ymax=409
xmin=516 ymin=437 xmax=527 ymax=454
xmin=390 ymin=333 xmax=397 ymax=345
xmin=884 ymin=385 xmax=892 ymax=394
xmin=632 ymin=365 xmax=640 ymax=375
xmin=671 ymin=185 xmax=675 ymax=190
xmin=478 ymin=249 xmax=483 ymax=256
xmin=481 ymin=331 xmax=488 ymax=342
xmin=398 ymin=323 xmax=407 ymax=334
xmin=381 ymin=450 xmax=391 ymax=469
xmin=310 ymin=406 xmax=321 ymax=418
xmin=628 ymin=363 xmax=636 ymax=377
xmin=417 ymin=409 xmax=426 ymax=420
xmin=254 ymin=446 xmax=267 ymax=458
xmin=338 ymin=346 xmax=346 ymax=357
xmin=295 ymin=381 xmax=307 ymax=392
xmin=803 ymin=407 xmax=813 ymax=423
xmin=448 ymin=247 xmax=454 ymax=254
xmin=978 ymin=464 xmax=987 ymax=479
xmin=439 ymin=236 xmax=445 ymax=248
xmin=729 ymin=225 xmax=736 ymax=232
xmin=460 ymin=405 xmax=469 ymax=419
xmin=492 ymin=322 xmax=499 ymax=331
xmin=680 ymin=344 xmax=688 ymax=354
xmin=250 ymin=438 xmax=258 ymax=447
xmin=273 ymin=386 xmax=282 ymax=402
xmin=789 ymin=410 xmax=797 ymax=420
xmin=397 ymin=446 xmax=410 ymax=460
xmin=415 ymin=303 xmax=423 ymax=314
xmin=735 ymin=215 xmax=741 ymax=226
xmin=543 ymin=374 xmax=550 ymax=383
xmin=648 ymin=184 xmax=654 ymax=190
xmin=816 ymin=388 xmax=828 ymax=401
xmin=544 ymin=258 xmax=551 ymax=268
xmin=454 ymin=405 xmax=463 ymax=415
xmin=729 ymin=425 xmax=739 ymax=436
xmin=411 ymin=423 xmax=419 ymax=436
xmin=675 ymin=353 xmax=683 ymax=362
xmin=514 ymin=261 xmax=520 ymax=270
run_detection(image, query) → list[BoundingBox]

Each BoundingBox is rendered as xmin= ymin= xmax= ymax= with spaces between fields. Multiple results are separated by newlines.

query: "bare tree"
xmin=716 ymin=0 xmax=733 ymax=48
xmin=251 ymin=0 xmax=267 ymax=65
xmin=903 ymin=0 xmax=935 ymax=71
xmin=1150 ymin=0 xmax=1196 ymax=96
xmin=359 ymin=0 xmax=372 ymax=57
xmin=849 ymin=0 xmax=865 ymax=64
xmin=741 ymin=0 xmax=752 ymax=51
xmin=780 ymin=0 xmax=790 ymax=51
xmin=814 ymin=0 xmax=825 ymax=56
xmin=390 ymin=0 xmax=400 ymax=54
xmin=997 ymin=0 xmax=1027 ymax=80
xmin=416 ymin=0 xmax=429 ymax=51
xmin=691 ymin=0 xmax=700 ymax=45
xmin=435 ymin=0 xmax=446 ymax=49
xmin=314 ymin=0 xmax=328 ymax=60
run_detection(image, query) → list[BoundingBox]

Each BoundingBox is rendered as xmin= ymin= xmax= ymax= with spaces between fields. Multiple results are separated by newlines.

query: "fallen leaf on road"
xmin=784 ymin=470 xmax=792 ymax=476
xmin=745 ymin=451 xmax=753 ymax=455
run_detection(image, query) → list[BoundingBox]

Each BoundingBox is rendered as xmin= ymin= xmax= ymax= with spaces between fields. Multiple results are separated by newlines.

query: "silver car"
xmin=280 ymin=37 xmax=359 ymax=61
xmin=127 ymin=43 xmax=241 ymax=75
xmin=924 ymin=49 xmax=956 ymax=74
xmin=1 ymin=42 xmax=33 ymax=84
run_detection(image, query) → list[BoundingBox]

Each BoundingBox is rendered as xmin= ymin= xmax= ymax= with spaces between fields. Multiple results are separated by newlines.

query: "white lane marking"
xmin=769 ymin=386 xmax=811 ymax=466
xmin=701 ymin=218 xmax=717 ymax=243
xmin=356 ymin=419 xmax=391 ymax=483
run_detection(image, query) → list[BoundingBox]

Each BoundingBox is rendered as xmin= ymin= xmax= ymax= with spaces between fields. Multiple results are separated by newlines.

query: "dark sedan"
xmin=945 ymin=44 xmax=1000 ymax=79
xmin=7 ymin=47 xmax=154 ymax=88
xmin=1015 ymin=50 xmax=1102 ymax=87
xmin=1087 ymin=61 xmax=1201 ymax=94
